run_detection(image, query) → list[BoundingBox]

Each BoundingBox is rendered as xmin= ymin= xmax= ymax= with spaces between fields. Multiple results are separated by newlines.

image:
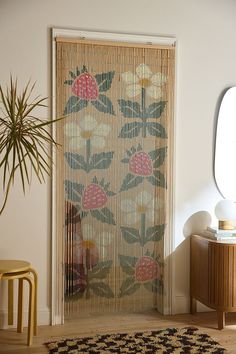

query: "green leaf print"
xmin=64 ymin=79 xmax=74 ymax=85
xmin=69 ymin=71 xmax=77 ymax=79
xmin=95 ymin=71 xmax=115 ymax=92
xmin=92 ymin=176 xmax=99 ymax=184
xmin=120 ymin=173 xmax=144 ymax=192
xmin=89 ymin=282 xmax=114 ymax=298
xmin=91 ymin=94 xmax=115 ymax=115
xmin=119 ymin=255 xmax=138 ymax=275
xmin=64 ymin=152 xmax=87 ymax=170
xmin=64 ymin=180 xmax=83 ymax=203
xmin=147 ymin=170 xmax=166 ymax=188
xmin=64 ymin=96 xmax=88 ymax=115
xmin=145 ymin=224 xmax=165 ymax=243
xmin=81 ymin=65 xmax=87 ymax=73
xmin=88 ymin=260 xmax=113 ymax=280
xmin=79 ymin=210 xmax=89 ymax=219
xmin=119 ymin=277 xmax=140 ymax=297
xmin=146 ymin=101 xmax=166 ymax=118
xmin=148 ymin=147 xmax=167 ymax=168
xmin=146 ymin=122 xmax=167 ymax=138
xmin=106 ymin=191 xmax=116 ymax=196
xmin=90 ymin=151 xmax=114 ymax=170
xmin=119 ymin=122 xmax=143 ymax=138
xmin=64 ymin=150 xmax=114 ymax=172
xmin=118 ymin=99 xmax=142 ymax=118
xmin=90 ymin=207 xmax=116 ymax=225
xmin=120 ymin=226 xmax=141 ymax=244
xmin=121 ymin=157 xmax=130 ymax=164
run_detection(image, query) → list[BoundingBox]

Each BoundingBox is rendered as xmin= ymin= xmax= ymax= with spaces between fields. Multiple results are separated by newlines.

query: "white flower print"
xmin=64 ymin=115 xmax=111 ymax=150
xmin=121 ymin=190 xmax=163 ymax=225
xmin=121 ymin=63 xmax=166 ymax=99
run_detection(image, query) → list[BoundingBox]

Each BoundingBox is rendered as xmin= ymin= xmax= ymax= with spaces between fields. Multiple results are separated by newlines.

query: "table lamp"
xmin=215 ymin=199 xmax=236 ymax=230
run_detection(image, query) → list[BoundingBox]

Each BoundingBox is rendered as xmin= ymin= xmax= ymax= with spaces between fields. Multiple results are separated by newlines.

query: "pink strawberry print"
xmin=72 ymin=73 xmax=99 ymax=100
xmin=82 ymin=184 xmax=108 ymax=210
xmin=129 ymin=152 xmax=153 ymax=176
xmin=135 ymin=256 xmax=159 ymax=282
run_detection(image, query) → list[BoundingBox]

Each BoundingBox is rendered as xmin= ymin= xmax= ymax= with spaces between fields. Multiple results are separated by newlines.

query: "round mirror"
xmin=215 ymin=87 xmax=236 ymax=200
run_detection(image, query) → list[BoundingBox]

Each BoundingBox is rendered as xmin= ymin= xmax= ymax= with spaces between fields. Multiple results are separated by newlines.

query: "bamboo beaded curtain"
xmin=56 ymin=38 xmax=175 ymax=318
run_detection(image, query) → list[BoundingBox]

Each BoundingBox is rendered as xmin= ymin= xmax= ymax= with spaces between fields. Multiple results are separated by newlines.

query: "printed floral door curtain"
xmin=56 ymin=39 xmax=175 ymax=317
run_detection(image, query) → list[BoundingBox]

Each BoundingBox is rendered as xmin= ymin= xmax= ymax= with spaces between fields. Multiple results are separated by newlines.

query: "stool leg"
xmin=30 ymin=268 xmax=38 ymax=335
xmin=23 ymin=275 xmax=35 ymax=346
xmin=8 ymin=279 xmax=14 ymax=325
xmin=17 ymin=278 xmax=24 ymax=333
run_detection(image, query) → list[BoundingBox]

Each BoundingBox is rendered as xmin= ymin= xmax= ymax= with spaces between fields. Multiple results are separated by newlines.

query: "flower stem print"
xmin=118 ymin=251 xmax=164 ymax=297
xmin=141 ymin=88 xmax=147 ymax=138
xmin=141 ymin=88 xmax=146 ymax=112
xmin=120 ymin=191 xmax=165 ymax=246
xmin=65 ymin=177 xmax=116 ymax=225
xmin=85 ymin=139 xmax=91 ymax=166
xmin=140 ymin=213 xmax=146 ymax=243
xmin=64 ymin=116 xmax=114 ymax=173
xmin=118 ymin=64 xmax=167 ymax=138
xmin=64 ymin=66 xmax=115 ymax=115
xmin=120 ymin=144 xmax=167 ymax=191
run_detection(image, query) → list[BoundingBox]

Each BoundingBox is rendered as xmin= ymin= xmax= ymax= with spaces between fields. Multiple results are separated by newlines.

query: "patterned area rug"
xmin=45 ymin=327 xmax=227 ymax=353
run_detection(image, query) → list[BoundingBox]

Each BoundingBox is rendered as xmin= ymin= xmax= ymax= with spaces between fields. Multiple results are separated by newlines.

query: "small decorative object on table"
xmin=202 ymin=225 xmax=236 ymax=241
xmin=215 ymin=199 xmax=236 ymax=230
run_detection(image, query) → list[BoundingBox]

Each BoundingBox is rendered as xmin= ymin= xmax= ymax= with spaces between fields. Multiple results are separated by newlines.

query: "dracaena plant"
xmin=0 ymin=77 xmax=61 ymax=214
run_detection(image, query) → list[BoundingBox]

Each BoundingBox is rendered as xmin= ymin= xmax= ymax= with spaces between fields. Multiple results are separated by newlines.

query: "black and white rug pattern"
xmin=45 ymin=327 xmax=227 ymax=353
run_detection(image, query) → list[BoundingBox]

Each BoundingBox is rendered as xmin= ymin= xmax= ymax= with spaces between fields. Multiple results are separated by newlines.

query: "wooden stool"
xmin=0 ymin=260 xmax=38 ymax=346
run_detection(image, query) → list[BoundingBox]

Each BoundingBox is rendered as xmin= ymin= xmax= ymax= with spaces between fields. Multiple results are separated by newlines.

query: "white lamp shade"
xmin=215 ymin=199 xmax=236 ymax=221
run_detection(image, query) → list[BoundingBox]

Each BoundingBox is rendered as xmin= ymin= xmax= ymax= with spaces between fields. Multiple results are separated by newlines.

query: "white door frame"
xmin=51 ymin=27 xmax=176 ymax=325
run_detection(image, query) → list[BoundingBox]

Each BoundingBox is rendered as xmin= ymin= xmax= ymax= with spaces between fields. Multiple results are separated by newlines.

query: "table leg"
xmin=217 ymin=311 xmax=225 ymax=330
xmin=8 ymin=279 xmax=14 ymax=325
xmin=17 ymin=278 xmax=24 ymax=333
xmin=190 ymin=296 xmax=196 ymax=314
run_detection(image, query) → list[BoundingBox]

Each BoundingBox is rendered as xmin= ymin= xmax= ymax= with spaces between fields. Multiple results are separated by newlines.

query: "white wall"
xmin=0 ymin=0 xmax=236 ymax=324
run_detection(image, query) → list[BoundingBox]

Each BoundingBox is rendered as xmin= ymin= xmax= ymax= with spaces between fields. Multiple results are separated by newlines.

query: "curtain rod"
xmin=55 ymin=37 xmax=175 ymax=50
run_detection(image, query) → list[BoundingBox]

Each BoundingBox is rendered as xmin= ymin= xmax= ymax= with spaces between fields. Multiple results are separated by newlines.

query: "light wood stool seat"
xmin=0 ymin=260 xmax=38 ymax=346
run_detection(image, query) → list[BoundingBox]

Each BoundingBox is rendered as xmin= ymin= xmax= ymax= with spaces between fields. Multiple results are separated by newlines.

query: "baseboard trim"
xmin=174 ymin=295 xmax=213 ymax=314
xmin=174 ymin=295 xmax=189 ymax=314
xmin=0 ymin=307 xmax=50 ymax=329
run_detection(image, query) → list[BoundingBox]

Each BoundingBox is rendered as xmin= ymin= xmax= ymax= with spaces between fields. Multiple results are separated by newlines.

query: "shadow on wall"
xmin=183 ymin=211 xmax=212 ymax=238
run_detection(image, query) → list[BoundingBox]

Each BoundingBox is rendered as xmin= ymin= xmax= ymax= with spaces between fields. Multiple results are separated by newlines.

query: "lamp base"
xmin=218 ymin=220 xmax=235 ymax=230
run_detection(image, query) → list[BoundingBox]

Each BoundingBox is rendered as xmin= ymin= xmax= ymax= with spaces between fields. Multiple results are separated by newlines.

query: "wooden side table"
xmin=0 ymin=260 xmax=38 ymax=346
xmin=190 ymin=234 xmax=236 ymax=329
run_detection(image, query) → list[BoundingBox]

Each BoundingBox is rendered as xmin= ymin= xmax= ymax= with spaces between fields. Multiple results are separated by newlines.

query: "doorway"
xmin=51 ymin=29 xmax=175 ymax=324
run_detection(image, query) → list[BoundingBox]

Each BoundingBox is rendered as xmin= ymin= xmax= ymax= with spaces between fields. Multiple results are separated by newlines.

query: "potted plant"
xmin=0 ymin=77 xmax=62 ymax=214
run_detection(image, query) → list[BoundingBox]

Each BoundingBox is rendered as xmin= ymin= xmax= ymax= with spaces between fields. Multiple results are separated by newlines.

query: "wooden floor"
xmin=1 ymin=311 xmax=236 ymax=353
